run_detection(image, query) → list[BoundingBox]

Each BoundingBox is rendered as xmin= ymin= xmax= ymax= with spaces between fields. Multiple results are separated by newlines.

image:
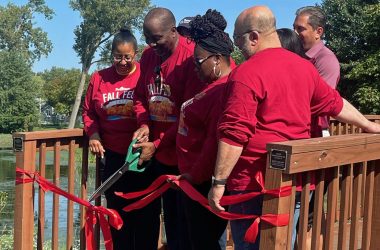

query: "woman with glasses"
xmin=176 ymin=9 xmax=235 ymax=250
xmin=82 ymin=28 xmax=159 ymax=250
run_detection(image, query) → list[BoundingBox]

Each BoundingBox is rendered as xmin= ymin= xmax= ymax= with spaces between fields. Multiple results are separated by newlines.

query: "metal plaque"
xmin=13 ymin=137 xmax=23 ymax=152
xmin=270 ymin=149 xmax=288 ymax=171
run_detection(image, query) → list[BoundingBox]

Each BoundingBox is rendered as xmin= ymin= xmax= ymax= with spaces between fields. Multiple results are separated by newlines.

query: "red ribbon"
xmin=116 ymin=175 xmax=291 ymax=243
xmin=15 ymin=168 xmax=123 ymax=250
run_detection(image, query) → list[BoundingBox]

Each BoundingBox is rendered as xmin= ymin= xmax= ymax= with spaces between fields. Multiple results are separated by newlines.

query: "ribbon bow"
xmin=16 ymin=168 xmax=123 ymax=250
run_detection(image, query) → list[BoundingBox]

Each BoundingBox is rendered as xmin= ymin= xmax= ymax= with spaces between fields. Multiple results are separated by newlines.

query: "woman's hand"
xmin=89 ymin=132 xmax=105 ymax=158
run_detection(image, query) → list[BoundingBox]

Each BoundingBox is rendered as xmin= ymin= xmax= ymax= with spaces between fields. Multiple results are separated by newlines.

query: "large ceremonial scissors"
xmin=88 ymin=139 xmax=145 ymax=202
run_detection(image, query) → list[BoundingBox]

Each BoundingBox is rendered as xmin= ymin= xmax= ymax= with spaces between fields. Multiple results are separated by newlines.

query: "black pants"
xmin=102 ymin=150 xmax=161 ymax=250
xmin=182 ymin=181 xmax=228 ymax=250
xmin=152 ymin=159 xmax=191 ymax=250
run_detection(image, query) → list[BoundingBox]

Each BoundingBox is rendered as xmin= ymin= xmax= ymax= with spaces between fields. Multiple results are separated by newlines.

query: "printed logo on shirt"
xmin=102 ymin=89 xmax=135 ymax=120
xmin=147 ymin=79 xmax=176 ymax=122
xmin=148 ymin=96 xmax=176 ymax=122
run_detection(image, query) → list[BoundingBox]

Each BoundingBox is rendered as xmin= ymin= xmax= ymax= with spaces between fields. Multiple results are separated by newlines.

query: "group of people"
xmin=82 ymin=4 xmax=380 ymax=250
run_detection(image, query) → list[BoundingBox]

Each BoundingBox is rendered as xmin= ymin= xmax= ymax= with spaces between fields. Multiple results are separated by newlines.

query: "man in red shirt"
xmin=133 ymin=7 xmax=202 ymax=250
xmin=294 ymin=6 xmax=340 ymax=137
xmin=208 ymin=5 xmax=380 ymax=250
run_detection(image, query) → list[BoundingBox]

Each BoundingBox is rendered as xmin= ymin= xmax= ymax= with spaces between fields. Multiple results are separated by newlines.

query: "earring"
xmin=213 ymin=64 xmax=222 ymax=78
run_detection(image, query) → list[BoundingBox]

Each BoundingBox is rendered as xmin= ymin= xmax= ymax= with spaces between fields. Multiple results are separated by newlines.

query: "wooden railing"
xmin=330 ymin=116 xmax=380 ymax=226
xmin=259 ymin=133 xmax=380 ymax=250
xmin=12 ymin=129 xmax=90 ymax=250
xmin=12 ymin=115 xmax=380 ymax=249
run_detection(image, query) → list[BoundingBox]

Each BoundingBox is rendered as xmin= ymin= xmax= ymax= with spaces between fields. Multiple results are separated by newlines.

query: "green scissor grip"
xmin=125 ymin=139 xmax=145 ymax=172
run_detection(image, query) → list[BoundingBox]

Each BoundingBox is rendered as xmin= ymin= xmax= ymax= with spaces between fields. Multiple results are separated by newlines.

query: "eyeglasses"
xmin=194 ymin=54 xmax=218 ymax=68
xmin=233 ymin=29 xmax=257 ymax=41
xmin=113 ymin=53 xmax=134 ymax=62
xmin=154 ymin=65 xmax=162 ymax=89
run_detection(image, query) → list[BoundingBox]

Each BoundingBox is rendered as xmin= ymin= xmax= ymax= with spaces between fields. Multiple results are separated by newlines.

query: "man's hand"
xmin=208 ymin=185 xmax=226 ymax=212
xmin=133 ymin=141 xmax=156 ymax=164
xmin=363 ymin=121 xmax=380 ymax=133
xmin=133 ymin=125 xmax=149 ymax=143
xmin=89 ymin=133 xmax=105 ymax=158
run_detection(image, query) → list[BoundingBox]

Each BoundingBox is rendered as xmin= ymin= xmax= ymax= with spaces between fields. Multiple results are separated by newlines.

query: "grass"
xmin=0 ymin=134 xmax=12 ymax=148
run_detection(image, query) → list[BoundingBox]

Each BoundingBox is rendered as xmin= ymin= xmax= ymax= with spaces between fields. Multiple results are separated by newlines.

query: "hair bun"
xmin=205 ymin=9 xmax=227 ymax=31
xmin=119 ymin=27 xmax=131 ymax=33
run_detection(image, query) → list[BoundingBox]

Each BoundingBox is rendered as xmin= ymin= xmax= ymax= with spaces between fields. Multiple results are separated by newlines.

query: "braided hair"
xmin=189 ymin=9 xmax=233 ymax=62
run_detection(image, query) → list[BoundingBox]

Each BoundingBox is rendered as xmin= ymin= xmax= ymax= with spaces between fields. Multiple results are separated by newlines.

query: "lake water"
xmin=0 ymin=149 xmax=98 ymax=249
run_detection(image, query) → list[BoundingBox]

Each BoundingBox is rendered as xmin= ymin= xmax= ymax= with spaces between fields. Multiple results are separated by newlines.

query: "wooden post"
xmin=13 ymin=140 xmax=36 ymax=250
xmin=259 ymin=162 xmax=293 ymax=250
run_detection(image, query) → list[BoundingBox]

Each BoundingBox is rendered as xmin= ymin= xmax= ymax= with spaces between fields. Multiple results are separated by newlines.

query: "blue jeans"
xmin=228 ymin=191 xmax=263 ymax=250
xmin=292 ymin=191 xmax=314 ymax=250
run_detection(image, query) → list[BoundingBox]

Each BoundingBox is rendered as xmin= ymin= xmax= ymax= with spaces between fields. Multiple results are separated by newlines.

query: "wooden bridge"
xmin=12 ymin=115 xmax=380 ymax=249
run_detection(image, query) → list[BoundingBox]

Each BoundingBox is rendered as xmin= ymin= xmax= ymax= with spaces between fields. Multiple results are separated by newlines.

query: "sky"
xmin=7 ymin=0 xmax=321 ymax=73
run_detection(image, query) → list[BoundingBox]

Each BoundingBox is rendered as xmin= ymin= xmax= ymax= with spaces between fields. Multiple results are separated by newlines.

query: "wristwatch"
xmin=212 ymin=176 xmax=227 ymax=186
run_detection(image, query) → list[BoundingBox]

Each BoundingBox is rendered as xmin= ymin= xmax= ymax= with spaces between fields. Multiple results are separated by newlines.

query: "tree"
xmin=320 ymin=0 xmax=380 ymax=113
xmin=231 ymin=45 xmax=245 ymax=65
xmin=0 ymin=0 xmax=54 ymax=63
xmin=68 ymin=0 xmax=152 ymax=128
xmin=40 ymin=67 xmax=84 ymax=115
xmin=0 ymin=51 xmax=40 ymax=133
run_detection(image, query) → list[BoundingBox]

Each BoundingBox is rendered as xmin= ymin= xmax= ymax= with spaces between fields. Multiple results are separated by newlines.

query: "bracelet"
xmin=212 ymin=176 xmax=227 ymax=186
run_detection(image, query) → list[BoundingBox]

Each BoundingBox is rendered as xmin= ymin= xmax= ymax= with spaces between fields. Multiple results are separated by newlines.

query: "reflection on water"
xmin=0 ymin=149 xmax=97 ymax=248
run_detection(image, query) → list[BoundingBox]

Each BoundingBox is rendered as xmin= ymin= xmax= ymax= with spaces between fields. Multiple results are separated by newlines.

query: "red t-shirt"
xmin=82 ymin=64 xmax=140 ymax=154
xmin=218 ymin=48 xmax=343 ymax=191
xmin=176 ymin=75 xmax=228 ymax=184
xmin=133 ymin=36 xmax=203 ymax=166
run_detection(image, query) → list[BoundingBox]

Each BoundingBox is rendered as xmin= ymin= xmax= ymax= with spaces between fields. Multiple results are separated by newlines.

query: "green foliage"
xmin=40 ymin=67 xmax=83 ymax=115
xmin=353 ymin=86 xmax=380 ymax=114
xmin=0 ymin=191 xmax=12 ymax=249
xmin=0 ymin=191 xmax=7 ymax=213
xmin=320 ymin=0 xmax=380 ymax=113
xmin=0 ymin=51 xmax=40 ymax=133
xmin=70 ymin=0 xmax=151 ymax=68
xmin=0 ymin=228 xmax=13 ymax=250
xmin=0 ymin=134 xmax=12 ymax=148
xmin=231 ymin=45 xmax=245 ymax=65
xmin=0 ymin=0 xmax=54 ymax=63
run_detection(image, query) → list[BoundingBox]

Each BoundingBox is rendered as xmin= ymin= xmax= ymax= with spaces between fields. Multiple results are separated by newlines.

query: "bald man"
xmin=208 ymin=6 xmax=380 ymax=250
xmin=133 ymin=7 xmax=202 ymax=250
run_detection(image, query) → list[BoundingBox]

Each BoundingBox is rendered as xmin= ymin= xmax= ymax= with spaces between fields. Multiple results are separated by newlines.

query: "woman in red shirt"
xmin=82 ymin=29 xmax=160 ymax=250
xmin=176 ymin=9 xmax=235 ymax=250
